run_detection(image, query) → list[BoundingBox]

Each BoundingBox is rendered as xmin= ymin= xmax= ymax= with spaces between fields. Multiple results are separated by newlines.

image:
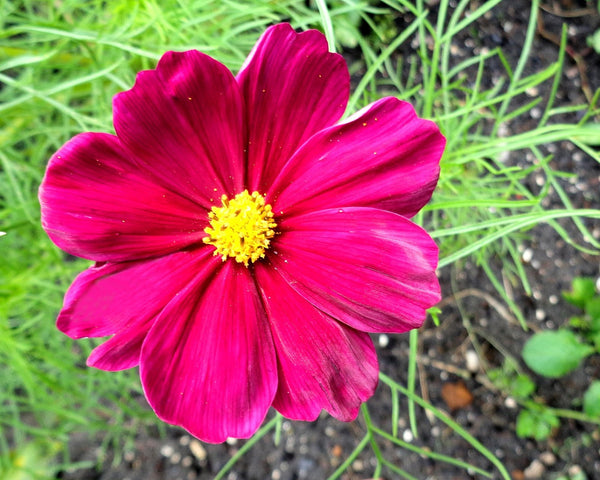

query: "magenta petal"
xmin=270 ymin=207 xmax=440 ymax=333
xmin=140 ymin=260 xmax=277 ymax=443
xmin=87 ymin=323 xmax=147 ymax=371
xmin=255 ymin=263 xmax=378 ymax=421
xmin=113 ymin=50 xmax=245 ymax=206
xmin=40 ymin=133 xmax=207 ymax=261
xmin=57 ymin=249 xmax=212 ymax=370
xmin=237 ymin=23 xmax=349 ymax=192
xmin=269 ymin=97 xmax=445 ymax=218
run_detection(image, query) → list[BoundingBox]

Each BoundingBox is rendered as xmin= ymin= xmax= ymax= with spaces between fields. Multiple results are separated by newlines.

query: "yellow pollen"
xmin=203 ymin=190 xmax=277 ymax=266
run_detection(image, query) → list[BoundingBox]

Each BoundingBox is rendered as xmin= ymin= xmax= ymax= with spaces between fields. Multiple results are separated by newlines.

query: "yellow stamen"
xmin=203 ymin=190 xmax=277 ymax=266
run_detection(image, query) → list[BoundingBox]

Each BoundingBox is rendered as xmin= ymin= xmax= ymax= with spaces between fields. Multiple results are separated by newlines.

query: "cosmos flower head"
xmin=39 ymin=23 xmax=446 ymax=443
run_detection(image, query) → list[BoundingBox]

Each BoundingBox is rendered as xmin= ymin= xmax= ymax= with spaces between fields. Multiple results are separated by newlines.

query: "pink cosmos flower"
xmin=39 ymin=23 xmax=445 ymax=443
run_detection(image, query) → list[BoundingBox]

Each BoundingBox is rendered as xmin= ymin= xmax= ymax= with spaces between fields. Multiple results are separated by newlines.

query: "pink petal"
xmin=40 ymin=133 xmax=207 ymax=262
xmin=140 ymin=260 xmax=277 ymax=443
xmin=87 ymin=322 xmax=148 ymax=371
xmin=236 ymin=23 xmax=349 ymax=192
xmin=269 ymin=207 xmax=440 ymax=333
xmin=113 ymin=50 xmax=245 ymax=207
xmin=269 ymin=97 xmax=445 ymax=218
xmin=254 ymin=263 xmax=378 ymax=421
xmin=57 ymin=249 xmax=212 ymax=370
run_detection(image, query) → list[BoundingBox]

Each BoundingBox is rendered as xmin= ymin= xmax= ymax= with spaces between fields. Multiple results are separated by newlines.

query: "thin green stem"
xmin=214 ymin=414 xmax=281 ymax=480
xmin=314 ymin=0 xmax=336 ymax=53
xmin=379 ymin=373 xmax=512 ymax=480
xmin=407 ymin=329 xmax=419 ymax=438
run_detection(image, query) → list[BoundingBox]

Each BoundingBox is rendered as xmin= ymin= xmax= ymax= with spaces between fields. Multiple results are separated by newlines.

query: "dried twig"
xmin=536 ymin=9 xmax=595 ymax=104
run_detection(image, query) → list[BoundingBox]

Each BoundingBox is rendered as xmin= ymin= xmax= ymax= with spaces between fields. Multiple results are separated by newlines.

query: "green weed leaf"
xmin=522 ymin=330 xmax=594 ymax=378
xmin=562 ymin=277 xmax=597 ymax=309
xmin=590 ymin=331 xmax=600 ymax=351
xmin=583 ymin=381 xmax=600 ymax=418
xmin=512 ymin=374 xmax=536 ymax=398
xmin=587 ymin=30 xmax=600 ymax=55
xmin=585 ymin=297 xmax=600 ymax=329
xmin=516 ymin=408 xmax=559 ymax=440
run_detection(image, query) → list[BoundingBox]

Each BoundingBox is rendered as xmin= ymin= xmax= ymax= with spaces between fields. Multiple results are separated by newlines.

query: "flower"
xmin=39 ymin=23 xmax=445 ymax=443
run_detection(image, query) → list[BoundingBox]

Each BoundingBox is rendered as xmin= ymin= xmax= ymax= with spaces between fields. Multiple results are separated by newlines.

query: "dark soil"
xmin=57 ymin=1 xmax=600 ymax=479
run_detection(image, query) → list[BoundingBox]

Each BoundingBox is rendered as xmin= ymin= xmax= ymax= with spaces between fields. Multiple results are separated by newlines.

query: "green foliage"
xmin=507 ymin=278 xmax=600 ymax=440
xmin=523 ymin=277 xmax=600 ymax=380
xmin=563 ymin=277 xmax=597 ymax=309
xmin=588 ymin=30 xmax=600 ymax=54
xmin=1 ymin=439 xmax=63 ymax=480
xmin=522 ymin=330 xmax=594 ymax=378
xmin=582 ymin=381 xmax=600 ymax=418
xmin=488 ymin=359 xmax=536 ymax=399
xmin=516 ymin=407 xmax=560 ymax=441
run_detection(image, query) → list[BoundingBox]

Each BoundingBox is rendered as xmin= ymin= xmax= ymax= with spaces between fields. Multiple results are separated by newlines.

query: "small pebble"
xmin=539 ymin=452 xmax=556 ymax=466
xmin=534 ymin=174 xmax=545 ymax=187
xmin=522 ymin=248 xmax=533 ymax=263
xmin=378 ymin=334 xmax=389 ymax=348
xmin=170 ymin=452 xmax=182 ymax=464
xmin=497 ymin=123 xmax=510 ymax=138
xmin=526 ymin=86 xmax=539 ymax=97
xmin=402 ymin=429 xmax=414 ymax=443
xmin=524 ymin=459 xmax=545 ymax=479
xmin=504 ymin=397 xmax=517 ymax=409
xmin=535 ymin=309 xmax=546 ymax=321
xmin=189 ymin=439 xmax=207 ymax=461
xmin=331 ymin=444 xmax=343 ymax=457
xmin=568 ymin=465 xmax=583 ymax=476
xmin=465 ymin=350 xmax=480 ymax=372
xmin=160 ymin=445 xmax=174 ymax=457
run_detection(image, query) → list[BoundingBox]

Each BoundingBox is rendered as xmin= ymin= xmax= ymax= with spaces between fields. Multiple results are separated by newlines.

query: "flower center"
xmin=203 ymin=190 xmax=277 ymax=266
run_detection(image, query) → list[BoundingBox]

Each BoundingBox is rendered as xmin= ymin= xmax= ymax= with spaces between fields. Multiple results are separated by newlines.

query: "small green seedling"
xmin=506 ymin=278 xmax=600 ymax=440
xmin=523 ymin=277 xmax=600 ymax=379
xmin=516 ymin=406 xmax=560 ymax=442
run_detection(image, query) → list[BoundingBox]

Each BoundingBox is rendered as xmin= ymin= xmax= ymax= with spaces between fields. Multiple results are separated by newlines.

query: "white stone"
xmin=465 ymin=350 xmax=480 ymax=372
xmin=524 ymin=459 xmax=545 ymax=479
xmin=160 ymin=444 xmax=174 ymax=457
xmin=189 ymin=439 xmax=207 ymax=461
xmin=539 ymin=451 xmax=556 ymax=466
